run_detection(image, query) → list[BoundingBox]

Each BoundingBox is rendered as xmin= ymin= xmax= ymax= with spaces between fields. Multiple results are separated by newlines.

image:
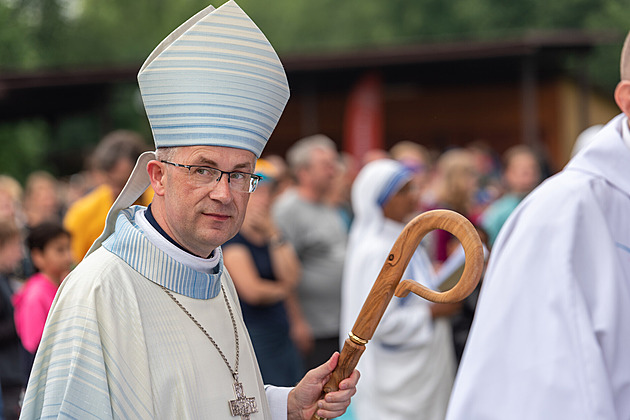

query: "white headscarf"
xmin=348 ymin=158 xmax=413 ymax=249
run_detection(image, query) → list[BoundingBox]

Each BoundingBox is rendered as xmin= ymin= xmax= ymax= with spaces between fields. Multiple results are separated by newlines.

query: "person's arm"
xmin=223 ymin=243 xmax=291 ymax=305
xmin=268 ymin=232 xmax=301 ymax=290
xmin=251 ymin=203 xmax=301 ymax=291
xmin=285 ymin=291 xmax=314 ymax=356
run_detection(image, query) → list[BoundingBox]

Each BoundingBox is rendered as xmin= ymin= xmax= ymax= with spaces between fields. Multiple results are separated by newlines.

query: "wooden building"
xmin=275 ymin=30 xmax=621 ymax=172
xmin=0 ymin=30 xmax=622 ymax=175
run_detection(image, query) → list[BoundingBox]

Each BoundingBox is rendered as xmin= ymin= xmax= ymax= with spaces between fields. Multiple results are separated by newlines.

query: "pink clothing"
xmin=12 ymin=273 xmax=59 ymax=353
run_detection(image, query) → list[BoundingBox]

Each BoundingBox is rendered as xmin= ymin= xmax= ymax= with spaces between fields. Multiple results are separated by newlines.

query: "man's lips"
xmin=202 ymin=212 xmax=230 ymax=221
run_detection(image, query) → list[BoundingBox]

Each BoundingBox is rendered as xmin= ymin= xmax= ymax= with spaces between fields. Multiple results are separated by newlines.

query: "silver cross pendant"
xmin=229 ymin=381 xmax=258 ymax=419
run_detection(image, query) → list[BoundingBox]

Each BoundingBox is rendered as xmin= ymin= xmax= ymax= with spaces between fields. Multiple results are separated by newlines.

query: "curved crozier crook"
xmin=394 ymin=209 xmax=484 ymax=303
xmin=309 ymin=209 xmax=484 ymax=420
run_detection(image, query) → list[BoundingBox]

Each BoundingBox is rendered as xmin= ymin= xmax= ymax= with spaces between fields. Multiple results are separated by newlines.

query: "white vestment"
xmin=341 ymin=160 xmax=455 ymax=420
xmin=447 ymin=114 xmax=630 ymax=419
xmin=20 ymin=206 xmax=289 ymax=419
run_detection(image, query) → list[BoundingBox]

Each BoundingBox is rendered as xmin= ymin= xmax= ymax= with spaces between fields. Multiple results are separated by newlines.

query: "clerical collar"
xmin=137 ymin=206 xmax=220 ymax=273
xmin=145 ymin=204 xmax=215 ymax=260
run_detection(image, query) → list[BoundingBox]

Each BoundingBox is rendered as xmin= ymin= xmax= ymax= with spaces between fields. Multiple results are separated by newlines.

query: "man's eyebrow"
xmin=196 ymin=157 xmax=253 ymax=172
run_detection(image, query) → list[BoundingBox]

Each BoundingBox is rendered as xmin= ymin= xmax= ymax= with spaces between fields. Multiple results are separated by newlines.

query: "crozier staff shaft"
xmin=312 ymin=209 xmax=484 ymax=418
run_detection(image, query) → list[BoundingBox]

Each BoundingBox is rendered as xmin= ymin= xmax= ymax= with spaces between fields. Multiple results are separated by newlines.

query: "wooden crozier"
xmin=312 ymin=209 xmax=484 ymax=419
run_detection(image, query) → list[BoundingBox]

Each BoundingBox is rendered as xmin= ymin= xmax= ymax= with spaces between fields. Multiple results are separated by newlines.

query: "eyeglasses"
xmin=161 ymin=160 xmax=261 ymax=193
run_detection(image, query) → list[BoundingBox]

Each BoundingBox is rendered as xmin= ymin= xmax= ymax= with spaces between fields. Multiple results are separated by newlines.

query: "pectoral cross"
xmin=229 ymin=381 xmax=258 ymax=419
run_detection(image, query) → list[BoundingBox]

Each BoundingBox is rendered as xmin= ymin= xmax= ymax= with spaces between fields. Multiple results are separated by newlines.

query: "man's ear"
xmin=147 ymin=160 xmax=167 ymax=196
xmin=614 ymin=81 xmax=630 ymax=117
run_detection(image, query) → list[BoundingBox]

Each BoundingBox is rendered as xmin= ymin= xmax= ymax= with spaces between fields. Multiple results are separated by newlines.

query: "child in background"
xmin=13 ymin=223 xmax=72 ymax=366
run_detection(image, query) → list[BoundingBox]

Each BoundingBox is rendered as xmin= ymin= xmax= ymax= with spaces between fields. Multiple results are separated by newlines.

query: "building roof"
xmin=0 ymin=29 xmax=621 ymax=122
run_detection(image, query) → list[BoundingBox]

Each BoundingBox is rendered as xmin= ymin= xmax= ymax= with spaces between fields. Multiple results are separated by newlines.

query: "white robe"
xmin=447 ymin=114 xmax=630 ymax=419
xmin=341 ymin=159 xmax=455 ymax=420
xmin=20 ymin=206 xmax=289 ymax=419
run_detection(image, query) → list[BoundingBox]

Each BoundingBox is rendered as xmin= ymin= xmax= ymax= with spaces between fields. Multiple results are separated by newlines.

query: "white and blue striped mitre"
xmin=137 ymin=0 xmax=289 ymax=158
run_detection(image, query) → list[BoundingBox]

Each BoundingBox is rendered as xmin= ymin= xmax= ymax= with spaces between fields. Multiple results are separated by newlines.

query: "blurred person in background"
xmin=0 ymin=177 xmax=24 ymax=228
xmin=341 ymin=159 xmax=458 ymax=420
xmin=22 ymin=172 xmax=62 ymax=229
xmin=264 ymin=154 xmax=294 ymax=197
xmin=480 ymin=144 xmax=542 ymax=246
xmin=272 ymin=134 xmax=347 ymax=371
xmin=360 ymin=148 xmax=390 ymax=166
xmin=13 ymin=222 xmax=72 ymax=384
xmin=223 ymin=158 xmax=303 ymax=387
xmin=325 ymin=152 xmax=358 ymax=232
xmin=466 ymin=141 xmax=503 ymax=214
xmin=427 ymin=148 xmax=480 ymax=264
xmin=0 ymin=220 xmax=26 ymax=420
xmin=0 ymin=175 xmax=33 ymax=286
xmin=389 ymin=141 xmax=434 ymax=213
xmin=63 ymin=130 xmax=152 ymax=263
xmin=60 ymin=172 xmax=94 ymax=212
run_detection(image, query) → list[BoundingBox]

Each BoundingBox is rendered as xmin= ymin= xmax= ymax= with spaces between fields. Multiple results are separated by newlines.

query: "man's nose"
xmin=209 ymin=173 xmax=233 ymax=202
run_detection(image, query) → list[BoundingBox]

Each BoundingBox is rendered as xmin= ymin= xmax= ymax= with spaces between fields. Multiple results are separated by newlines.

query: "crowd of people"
xmin=2 ymin=0 xmax=628 ymax=418
xmin=0 ymin=130 xmax=152 ymax=420
xmin=0 ymin=124 xmax=545 ymax=419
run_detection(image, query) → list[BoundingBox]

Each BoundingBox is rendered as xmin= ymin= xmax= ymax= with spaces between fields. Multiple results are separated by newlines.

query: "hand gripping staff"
xmin=312 ymin=209 xmax=484 ymax=420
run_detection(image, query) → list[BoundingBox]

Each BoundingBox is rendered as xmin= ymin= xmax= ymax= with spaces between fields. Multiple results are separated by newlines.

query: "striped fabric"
xmin=102 ymin=206 xmax=223 ymax=299
xmin=138 ymin=0 xmax=289 ymax=158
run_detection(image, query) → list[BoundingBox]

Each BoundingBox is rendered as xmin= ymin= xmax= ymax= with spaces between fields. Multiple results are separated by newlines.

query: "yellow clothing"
xmin=64 ymin=184 xmax=153 ymax=262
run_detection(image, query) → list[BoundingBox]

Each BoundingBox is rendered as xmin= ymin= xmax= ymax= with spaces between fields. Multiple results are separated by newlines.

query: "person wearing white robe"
xmin=340 ymin=159 xmax=457 ymax=420
xmin=19 ymin=2 xmax=358 ymax=419
xmin=446 ymin=32 xmax=630 ymax=420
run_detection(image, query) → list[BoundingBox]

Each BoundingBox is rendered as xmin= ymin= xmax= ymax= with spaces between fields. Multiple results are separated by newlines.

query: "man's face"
xmin=156 ymin=145 xmax=255 ymax=257
xmin=303 ymin=147 xmax=339 ymax=196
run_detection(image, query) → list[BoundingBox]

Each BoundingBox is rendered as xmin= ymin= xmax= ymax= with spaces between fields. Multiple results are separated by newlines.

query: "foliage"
xmin=239 ymin=0 xmax=623 ymax=51
xmin=1 ymin=0 xmax=627 ymax=68
xmin=0 ymin=0 xmax=628 ymax=182
xmin=0 ymin=119 xmax=50 ymax=183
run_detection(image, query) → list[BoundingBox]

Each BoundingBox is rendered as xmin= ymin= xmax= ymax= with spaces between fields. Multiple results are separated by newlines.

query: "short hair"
xmin=285 ymin=134 xmax=337 ymax=172
xmin=155 ymin=147 xmax=177 ymax=162
xmin=621 ymin=31 xmax=630 ymax=81
xmin=91 ymin=130 xmax=149 ymax=172
xmin=24 ymin=171 xmax=57 ymax=198
xmin=390 ymin=140 xmax=432 ymax=170
xmin=0 ymin=175 xmax=23 ymax=203
xmin=0 ymin=219 xmax=20 ymax=248
xmin=27 ymin=222 xmax=70 ymax=252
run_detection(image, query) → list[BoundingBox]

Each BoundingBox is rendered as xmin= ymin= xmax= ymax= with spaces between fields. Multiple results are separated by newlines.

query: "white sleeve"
xmin=265 ymin=385 xmax=292 ymax=420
